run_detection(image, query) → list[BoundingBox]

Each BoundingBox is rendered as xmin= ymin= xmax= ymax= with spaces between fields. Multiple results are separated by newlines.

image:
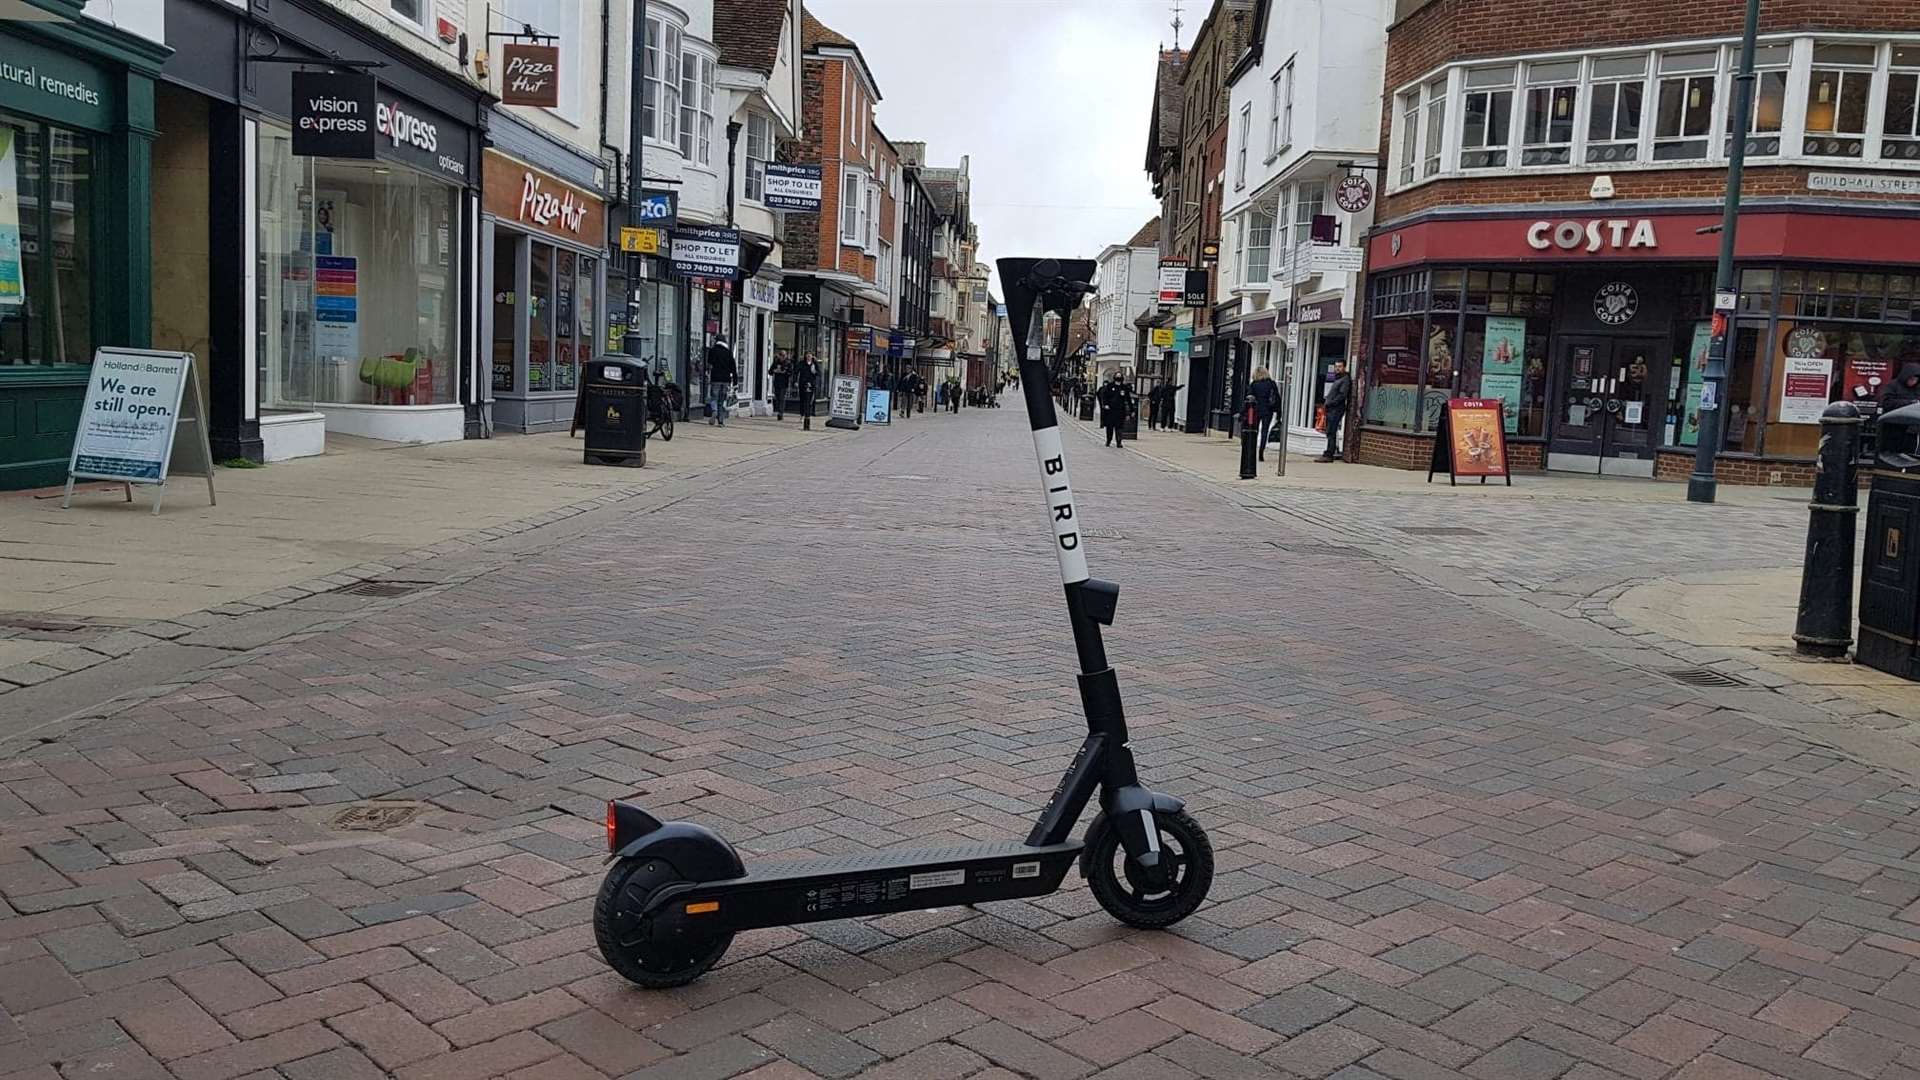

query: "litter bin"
xmin=1078 ymin=394 xmax=1094 ymax=422
xmin=582 ymin=356 xmax=647 ymax=467
xmin=1858 ymin=402 xmax=1920 ymax=678
xmin=1122 ymin=400 xmax=1140 ymax=440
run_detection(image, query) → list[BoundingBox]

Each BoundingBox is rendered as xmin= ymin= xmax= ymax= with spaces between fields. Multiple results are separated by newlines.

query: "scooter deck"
xmin=673 ymin=840 xmax=1085 ymax=932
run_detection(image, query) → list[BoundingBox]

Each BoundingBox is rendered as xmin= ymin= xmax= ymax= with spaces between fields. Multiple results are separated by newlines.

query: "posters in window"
xmin=1480 ymin=316 xmax=1526 ymax=433
xmin=1844 ymin=356 xmax=1891 ymax=407
xmin=1678 ymin=322 xmax=1710 ymax=446
xmin=0 ymin=129 xmax=20 ymax=307
xmin=312 ymin=256 xmax=359 ymax=358
xmin=1779 ymin=356 xmax=1832 ymax=424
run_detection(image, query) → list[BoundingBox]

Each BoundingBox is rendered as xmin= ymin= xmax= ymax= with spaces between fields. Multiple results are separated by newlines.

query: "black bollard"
xmin=1238 ymin=395 xmax=1258 ymax=480
xmin=1794 ymin=402 xmax=1863 ymax=657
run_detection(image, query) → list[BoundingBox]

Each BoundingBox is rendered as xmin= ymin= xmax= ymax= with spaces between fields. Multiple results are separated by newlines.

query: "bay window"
xmin=1460 ymin=66 xmax=1515 ymax=169
xmin=744 ymin=113 xmax=772 ymax=201
xmin=1654 ymin=49 xmax=1717 ymax=160
xmin=680 ymin=52 xmax=715 ymax=165
xmin=1586 ymin=55 xmax=1645 ymax=163
xmin=642 ymin=18 xmax=682 ymax=147
xmin=1245 ymin=209 xmax=1272 ymax=285
xmin=1804 ymin=43 xmax=1875 ymax=158
xmin=1521 ymin=60 xmax=1580 ymax=165
xmin=1728 ymin=43 xmax=1791 ymax=157
xmin=1423 ymin=77 xmax=1447 ymax=176
xmin=1292 ymin=181 xmax=1324 ymax=248
xmin=1887 ymin=46 xmax=1920 ymax=161
xmin=1398 ymin=91 xmax=1420 ymax=184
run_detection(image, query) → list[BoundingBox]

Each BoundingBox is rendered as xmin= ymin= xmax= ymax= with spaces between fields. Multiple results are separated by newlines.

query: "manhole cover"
xmin=336 ymin=581 xmax=428 ymax=599
xmin=328 ymin=803 xmax=425 ymax=831
xmin=1395 ymin=526 xmax=1486 ymax=537
xmin=0 ymin=614 xmax=107 ymax=640
xmin=1663 ymin=667 xmax=1753 ymax=689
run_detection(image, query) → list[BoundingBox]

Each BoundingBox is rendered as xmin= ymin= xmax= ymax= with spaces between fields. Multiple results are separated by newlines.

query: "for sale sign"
xmin=1157 ymin=262 xmax=1186 ymax=306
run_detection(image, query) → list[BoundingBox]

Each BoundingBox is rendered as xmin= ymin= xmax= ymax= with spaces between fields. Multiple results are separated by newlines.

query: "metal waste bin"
xmin=1857 ymin=403 xmax=1920 ymax=678
xmin=582 ymin=356 xmax=647 ymax=467
xmin=1078 ymin=394 xmax=1094 ymax=422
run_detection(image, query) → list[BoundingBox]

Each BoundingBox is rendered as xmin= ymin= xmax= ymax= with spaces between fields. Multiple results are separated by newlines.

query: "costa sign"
xmin=1526 ymin=218 xmax=1658 ymax=253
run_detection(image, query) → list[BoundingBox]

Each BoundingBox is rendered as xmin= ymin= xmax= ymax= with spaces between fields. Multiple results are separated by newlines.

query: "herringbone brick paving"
xmin=2 ymin=407 xmax=1919 ymax=1079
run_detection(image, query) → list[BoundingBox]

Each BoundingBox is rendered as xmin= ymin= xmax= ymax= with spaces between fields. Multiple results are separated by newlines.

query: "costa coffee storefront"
xmin=482 ymin=149 xmax=606 ymax=432
xmin=1358 ymin=199 xmax=1920 ymax=482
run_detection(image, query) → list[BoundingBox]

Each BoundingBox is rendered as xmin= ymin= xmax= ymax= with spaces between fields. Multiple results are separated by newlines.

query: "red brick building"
xmin=776 ymin=12 xmax=900 ymax=386
xmin=1356 ymin=0 xmax=1920 ymax=482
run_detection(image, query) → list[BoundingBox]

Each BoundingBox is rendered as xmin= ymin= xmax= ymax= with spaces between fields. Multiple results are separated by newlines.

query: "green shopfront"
xmin=0 ymin=8 xmax=169 ymax=490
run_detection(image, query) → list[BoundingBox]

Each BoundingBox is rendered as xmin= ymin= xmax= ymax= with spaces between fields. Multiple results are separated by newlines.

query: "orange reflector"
xmin=685 ymin=901 xmax=720 ymax=915
xmin=605 ymin=802 xmax=617 ymax=853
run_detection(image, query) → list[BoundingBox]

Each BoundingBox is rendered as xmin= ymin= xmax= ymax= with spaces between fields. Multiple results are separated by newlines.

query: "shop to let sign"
xmin=669 ymin=225 xmax=742 ymax=281
xmin=500 ymin=44 xmax=560 ymax=108
xmin=1428 ymin=397 xmax=1512 ymax=486
xmin=763 ymin=163 xmax=823 ymax=212
xmin=291 ymin=71 xmax=376 ymax=159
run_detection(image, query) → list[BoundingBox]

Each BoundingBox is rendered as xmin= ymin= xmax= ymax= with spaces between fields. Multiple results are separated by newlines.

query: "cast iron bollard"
xmin=1793 ymin=401 xmax=1863 ymax=657
xmin=1239 ymin=395 xmax=1258 ymax=480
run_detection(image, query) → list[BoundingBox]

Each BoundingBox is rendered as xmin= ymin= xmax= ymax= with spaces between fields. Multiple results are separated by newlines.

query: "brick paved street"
xmin=4 ymin=407 xmax=1920 ymax=1080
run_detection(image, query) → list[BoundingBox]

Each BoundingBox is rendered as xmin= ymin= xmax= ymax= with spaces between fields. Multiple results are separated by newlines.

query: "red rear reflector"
xmin=685 ymin=901 xmax=719 ymax=915
xmin=606 ymin=802 xmax=617 ymax=852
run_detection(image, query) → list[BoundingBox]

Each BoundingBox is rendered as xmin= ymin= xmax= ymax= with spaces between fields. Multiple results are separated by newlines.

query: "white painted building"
xmin=1093 ymin=220 xmax=1161 ymax=382
xmin=1221 ymin=0 xmax=1391 ymax=438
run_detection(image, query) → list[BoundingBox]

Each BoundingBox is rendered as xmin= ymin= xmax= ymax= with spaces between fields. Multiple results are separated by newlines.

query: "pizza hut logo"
xmin=1594 ymin=282 xmax=1639 ymax=326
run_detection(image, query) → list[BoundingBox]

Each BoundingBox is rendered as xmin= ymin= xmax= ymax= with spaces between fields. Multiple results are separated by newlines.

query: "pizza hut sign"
xmin=1527 ymin=217 xmax=1658 ymax=253
xmin=519 ymin=171 xmax=587 ymax=234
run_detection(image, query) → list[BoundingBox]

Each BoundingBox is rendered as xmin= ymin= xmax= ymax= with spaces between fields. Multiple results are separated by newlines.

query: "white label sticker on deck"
xmin=909 ymin=869 xmax=966 ymax=890
xmin=1011 ymin=861 xmax=1040 ymax=879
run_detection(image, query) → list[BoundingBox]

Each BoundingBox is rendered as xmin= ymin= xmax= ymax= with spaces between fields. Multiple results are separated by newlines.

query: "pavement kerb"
xmin=0 ymin=430 xmax=832 ymax=734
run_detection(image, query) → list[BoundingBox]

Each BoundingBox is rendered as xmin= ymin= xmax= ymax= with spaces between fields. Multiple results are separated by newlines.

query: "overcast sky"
xmin=804 ymin=0 xmax=1174 ymax=297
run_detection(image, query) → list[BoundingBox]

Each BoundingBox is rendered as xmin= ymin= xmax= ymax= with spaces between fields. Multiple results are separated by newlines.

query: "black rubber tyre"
xmin=594 ymin=857 xmax=732 ymax=989
xmin=658 ymin=414 xmax=674 ymax=441
xmin=1086 ymin=810 xmax=1214 ymax=929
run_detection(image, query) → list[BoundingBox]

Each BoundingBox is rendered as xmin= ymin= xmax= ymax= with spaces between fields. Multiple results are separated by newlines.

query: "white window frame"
xmin=642 ymin=16 xmax=683 ymax=149
xmin=1397 ymin=90 xmax=1420 ymax=185
xmin=1519 ymin=59 xmax=1581 ymax=167
xmin=1279 ymin=60 xmax=1296 ymax=153
xmin=1244 ymin=209 xmax=1272 ymax=286
xmin=386 ymin=0 xmax=429 ymax=32
xmin=1268 ymin=69 xmax=1284 ymax=158
xmin=842 ymin=167 xmax=868 ymax=245
xmin=1387 ymin=32 xmax=1920 ymax=193
xmin=1235 ymin=105 xmax=1251 ymax=189
xmin=680 ymin=51 xmax=716 ymax=165
xmin=744 ymin=112 xmax=772 ymax=203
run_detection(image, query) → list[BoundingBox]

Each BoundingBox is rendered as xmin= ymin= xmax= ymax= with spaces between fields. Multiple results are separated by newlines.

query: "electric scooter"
xmin=592 ymin=257 xmax=1214 ymax=988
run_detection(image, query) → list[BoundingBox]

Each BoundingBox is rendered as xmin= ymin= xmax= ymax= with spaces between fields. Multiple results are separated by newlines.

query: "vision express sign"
xmin=292 ymin=72 xmax=376 ymax=159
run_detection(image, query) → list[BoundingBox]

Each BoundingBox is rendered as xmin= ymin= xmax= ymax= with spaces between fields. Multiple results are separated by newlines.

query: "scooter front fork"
xmin=1104 ymin=784 xmax=1185 ymax=889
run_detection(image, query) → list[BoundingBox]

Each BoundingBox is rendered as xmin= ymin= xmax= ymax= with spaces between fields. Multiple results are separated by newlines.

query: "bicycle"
xmin=646 ymin=373 xmax=679 ymax=442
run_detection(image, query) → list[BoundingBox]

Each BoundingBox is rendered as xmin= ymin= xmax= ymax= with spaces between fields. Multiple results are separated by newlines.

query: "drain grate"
xmin=1664 ymin=667 xmax=1753 ymax=689
xmin=1395 ymin=526 xmax=1486 ymax=537
xmin=336 ymin=581 xmax=429 ymax=599
xmin=328 ymin=802 xmax=425 ymax=831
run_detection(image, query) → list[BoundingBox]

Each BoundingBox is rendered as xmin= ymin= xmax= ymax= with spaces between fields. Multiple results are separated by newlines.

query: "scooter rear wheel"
xmin=1086 ymin=810 xmax=1214 ymax=929
xmin=594 ymin=857 xmax=733 ymax=988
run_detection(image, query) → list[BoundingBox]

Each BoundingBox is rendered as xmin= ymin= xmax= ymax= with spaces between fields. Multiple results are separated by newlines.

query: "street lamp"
xmin=1688 ymin=0 xmax=1762 ymax=504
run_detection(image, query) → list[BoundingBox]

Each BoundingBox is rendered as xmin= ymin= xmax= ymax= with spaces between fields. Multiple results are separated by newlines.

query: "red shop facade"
xmin=1354 ymin=200 xmax=1920 ymax=483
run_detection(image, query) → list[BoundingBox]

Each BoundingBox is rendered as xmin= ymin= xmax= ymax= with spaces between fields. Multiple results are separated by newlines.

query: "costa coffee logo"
xmin=518 ymin=171 xmax=587 ymax=233
xmin=376 ymin=102 xmax=438 ymax=153
xmin=1526 ymin=218 xmax=1657 ymax=253
xmin=1594 ymin=282 xmax=1640 ymax=326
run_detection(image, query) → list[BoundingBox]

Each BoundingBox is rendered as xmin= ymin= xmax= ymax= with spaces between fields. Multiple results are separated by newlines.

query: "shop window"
xmin=255 ymin=124 xmax=459 ymax=409
xmin=1738 ymin=268 xmax=1776 ymax=313
xmin=1244 ymin=208 xmax=1272 ymax=285
xmin=1520 ymin=60 xmax=1579 ymax=166
xmin=1654 ymin=49 xmax=1717 ymax=161
xmin=1423 ymin=77 xmax=1447 ymax=176
xmin=490 ymin=238 xmax=517 ymax=393
xmin=643 ymin=18 xmax=682 ymax=148
xmin=1460 ymin=313 xmax=1551 ymax=437
xmin=1460 ymin=66 xmax=1515 ymax=169
xmin=1586 ymin=55 xmax=1646 ymax=163
xmin=1724 ymin=44 xmax=1790 ymax=158
xmin=1805 ymin=43 xmax=1875 ymax=158
xmin=1886 ymin=46 xmax=1920 ymax=162
xmin=528 ymin=244 xmax=553 ymax=392
xmin=0 ymin=116 xmax=94 ymax=368
xmin=1368 ymin=271 xmax=1428 ymax=318
xmin=1420 ymin=321 xmax=1458 ymax=430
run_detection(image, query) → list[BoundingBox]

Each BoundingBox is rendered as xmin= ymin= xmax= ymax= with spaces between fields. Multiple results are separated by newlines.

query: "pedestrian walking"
xmin=796 ymin=353 xmax=821 ymax=430
xmin=769 ymin=351 xmax=792 ymax=421
xmin=935 ymin=380 xmax=947 ymax=411
xmin=1160 ymin=382 xmax=1183 ymax=430
xmin=948 ymin=377 xmax=962 ymax=413
xmin=705 ymin=337 xmax=737 ymax=426
xmin=1146 ymin=383 xmax=1166 ymax=431
xmin=1249 ymin=366 xmax=1282 ymax=460
xmin=1317 ymin=360 xmax=1352 ymax=462
xmin=1098 ymin=373 xmax=1132 ymax=448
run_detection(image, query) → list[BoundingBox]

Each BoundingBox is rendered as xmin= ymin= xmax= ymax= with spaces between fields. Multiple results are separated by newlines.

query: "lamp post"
xmin=1687 ymin=0 xmax=1762 ymax=504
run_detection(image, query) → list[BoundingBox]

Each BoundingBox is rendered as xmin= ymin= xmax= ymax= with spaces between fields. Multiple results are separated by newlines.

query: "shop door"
xmin=1548 ymin=336 xmax=1668 ymax=475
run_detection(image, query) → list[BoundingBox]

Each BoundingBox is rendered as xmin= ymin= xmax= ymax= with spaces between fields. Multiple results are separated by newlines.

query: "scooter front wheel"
xmin=594 ymin=857 xmax=732 ymax=988
xmin=1086 ymin=810 xmax=1214 ymax=929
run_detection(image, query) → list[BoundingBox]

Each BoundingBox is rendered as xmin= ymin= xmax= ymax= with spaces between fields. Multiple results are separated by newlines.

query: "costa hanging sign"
xmin=500 ymin=44 xmax=561 ymax=108
xmin=1526 ymin=218 xmax=1658 ymax=253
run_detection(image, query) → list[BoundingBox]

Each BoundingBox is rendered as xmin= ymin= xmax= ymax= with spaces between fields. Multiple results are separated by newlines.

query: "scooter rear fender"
xmin=605 ymin=799 xmax=747 ymax=882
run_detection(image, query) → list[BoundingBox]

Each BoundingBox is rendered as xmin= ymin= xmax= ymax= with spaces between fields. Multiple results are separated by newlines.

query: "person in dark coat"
xmin=1317 ymin=360 xmax=1353 ymax=462
xmin=1883 ymin=362 xmax=1920 ymax=414
xmin=795 ymin=353 xmax=821 ymax=430
xmin=769 ymin=351 xmax=793 ymax=421
xmin=705 ymin=337 xmax=737 ymax=426
xmin=1098 ymin=374 xmax=1133 ymax=448
xmin=1249 ymin=366 xmax=1282 ymax=460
